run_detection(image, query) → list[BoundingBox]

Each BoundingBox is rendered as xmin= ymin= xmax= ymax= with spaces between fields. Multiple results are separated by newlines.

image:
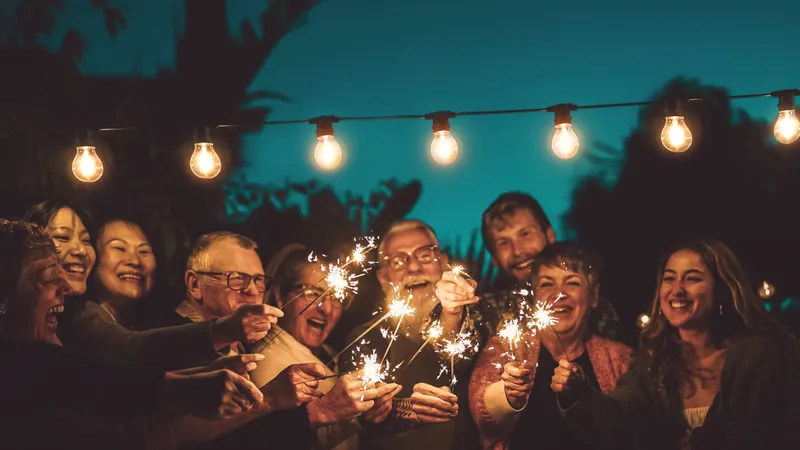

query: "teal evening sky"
xmin=44 ymin=0 xmax=800 ymax=247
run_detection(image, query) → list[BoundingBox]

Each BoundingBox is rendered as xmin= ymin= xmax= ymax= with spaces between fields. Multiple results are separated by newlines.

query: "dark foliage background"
xmin=2 ymin=2 xmax=797 ymax=348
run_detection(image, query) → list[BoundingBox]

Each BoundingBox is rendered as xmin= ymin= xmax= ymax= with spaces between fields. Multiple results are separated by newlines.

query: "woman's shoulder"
xmin=589 ymin=334 xmax=635 ymax=358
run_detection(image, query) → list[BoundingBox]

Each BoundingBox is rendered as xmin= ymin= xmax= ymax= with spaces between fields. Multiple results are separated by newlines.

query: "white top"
xmin=684 ymin=406 xmax=710 ymax=430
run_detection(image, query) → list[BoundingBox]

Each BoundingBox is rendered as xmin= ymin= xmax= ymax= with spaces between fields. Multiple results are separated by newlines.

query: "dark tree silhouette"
xmin=0 ymin=1 xmax=323 ymax=309
xmin=566 ymin=78 xmax=800 ymax=340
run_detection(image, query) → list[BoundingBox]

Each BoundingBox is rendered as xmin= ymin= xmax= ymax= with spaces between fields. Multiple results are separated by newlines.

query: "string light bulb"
xmin=758 ymin=280 xmax=775 ymax=299
xmin=427 ymin=111 xmax=459 ymax=165
xmin=772 ymin=90 xmax=800 ymax=145
xmin=311 ymin=116 xmax=343 ymax=171
xmin=547 ymin=104 xmax=579 ymax=160
xmin=660 ymin=100 xmax=692 ymax=153
xmin=189 ymin=127 xmax=222 ymax=179
xmin=72 ymin=130 xmax=104 ymax=183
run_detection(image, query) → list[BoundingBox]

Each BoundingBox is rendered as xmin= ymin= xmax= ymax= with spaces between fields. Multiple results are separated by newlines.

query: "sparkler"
xmin=437 ymin=332 xmax=477 ymax=386
xmin=508 ymin=290 xmax=573 ymax=362
xmin=498 ymin=318 xmax=526 ymax=362
xmin=252 ymin=237 xmax=377 ymax=354
xmin=327 ymin=295 xmax=416 ymax=366
xmin=279 ymin=236 xmax=376 ymax=311
xmin=406 ymin=320 xmax=444 ymax=366
xmin=379 ymin=288 xmax=415 ymax=366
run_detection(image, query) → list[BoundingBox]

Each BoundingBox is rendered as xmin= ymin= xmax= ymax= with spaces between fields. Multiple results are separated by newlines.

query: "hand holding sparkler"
xmin=212 ymin=303 xmax=284 ymax=347
xmin=501 ymin=362 xmax=534 ymax=410
xmin=307 ymin=371 xmax=401 ymax=425
xmin=407 ymin=383 xmax=459 ymax=423
xmin=260 ymin=363 xmax=325 ymax=413
xmin=361 ymin=382 xmax=404 ymax=424
xmin=550 ymin=358 xmax=586 ymax=407
xmin=435 ymin=265 xmax=480 ymax=315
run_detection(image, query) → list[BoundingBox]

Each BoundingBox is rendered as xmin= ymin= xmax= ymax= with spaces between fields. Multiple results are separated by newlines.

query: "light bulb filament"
xmin=190 ymin=142 xmax=222 ymax=179
xmin=71 ymin=146 xmax=104 ymax=183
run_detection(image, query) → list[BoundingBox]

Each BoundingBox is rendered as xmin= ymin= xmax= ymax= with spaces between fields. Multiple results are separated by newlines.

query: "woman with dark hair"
xmin=554 ymin=239 xmax=800 ymax=450
xmin=23 ymin=199 xmax=96 ymax=296
xmin=0 ymin=218 xmax=264 ymax=449
xmin=469 ymin=241 xmax=634 ymax=449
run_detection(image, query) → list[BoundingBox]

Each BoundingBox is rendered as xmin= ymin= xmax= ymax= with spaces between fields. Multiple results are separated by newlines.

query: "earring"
xmin=719 ymin=304 xmax=723 ymax=316
xmin=658 ymin=305 xmax=663 ymax=316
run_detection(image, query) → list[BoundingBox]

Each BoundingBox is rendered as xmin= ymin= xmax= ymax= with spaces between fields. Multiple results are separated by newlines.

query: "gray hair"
xmin=186 ymin=231 xmax=257 ymax=271
xmin=378 ymin=219 xmax=439 ymax=255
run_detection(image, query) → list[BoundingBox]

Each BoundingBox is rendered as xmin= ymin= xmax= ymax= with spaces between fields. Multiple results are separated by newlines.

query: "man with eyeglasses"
xmin=339 ymin=219 xmax=469 ymax=450
xmin=164 ymin=231 xmax=393 ymax=449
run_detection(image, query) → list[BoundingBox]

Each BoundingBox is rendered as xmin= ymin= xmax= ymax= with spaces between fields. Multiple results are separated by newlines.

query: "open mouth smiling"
xmin=62 ymin=263 xmax=86 ymax=278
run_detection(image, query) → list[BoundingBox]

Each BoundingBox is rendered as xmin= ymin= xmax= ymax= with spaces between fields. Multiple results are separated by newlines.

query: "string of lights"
xmin=62 ymin=89 xmax=800 ymax=183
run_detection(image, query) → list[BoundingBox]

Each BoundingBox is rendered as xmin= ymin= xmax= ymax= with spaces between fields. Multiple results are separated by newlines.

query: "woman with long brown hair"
xmin=552 ymin=239 xmax=800 ymax=449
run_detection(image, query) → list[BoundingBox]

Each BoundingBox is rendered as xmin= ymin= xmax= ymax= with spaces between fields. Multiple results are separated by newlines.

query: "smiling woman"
xmin=251 ymin=243 xmax=360 ymax=450
xmin=23 ymin=200 xmax=97 ymax=296
xmin=92 ymin=219 xmax=157 ymax=326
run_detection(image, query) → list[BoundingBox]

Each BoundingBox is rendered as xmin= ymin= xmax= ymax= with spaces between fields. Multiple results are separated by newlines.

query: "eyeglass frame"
xmin=379 ymin=244 xmax=441 ymax=271
xmin=289 ymin=283 xmax=352 ymax=310
xmin=194 ymin=271 xmax=271 ymax=293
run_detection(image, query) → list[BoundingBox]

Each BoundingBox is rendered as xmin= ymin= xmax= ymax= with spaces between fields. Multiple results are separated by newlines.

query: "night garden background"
xmin=2 ymin=0 xmax=799 ymax=345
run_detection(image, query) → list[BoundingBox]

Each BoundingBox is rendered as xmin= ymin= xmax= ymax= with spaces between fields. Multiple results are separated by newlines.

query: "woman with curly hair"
xmin=554 ymin=239 xmax=800 ymax=450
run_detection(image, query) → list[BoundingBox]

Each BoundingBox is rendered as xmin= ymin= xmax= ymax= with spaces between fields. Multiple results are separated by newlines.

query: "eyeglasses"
xmin=195 ymin=271 xmax=270 ymax=293
xmin=380 ymin=245 xmax=440 ymax=271
xmin=290 ymin=284 xmax=351 ymax=309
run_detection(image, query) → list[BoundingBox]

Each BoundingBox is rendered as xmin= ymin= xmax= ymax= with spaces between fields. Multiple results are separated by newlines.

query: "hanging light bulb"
xmin=758 ymin=280 xmax=775 ymax=299
xmin=190 ymin=127 xmax=222 ymax=179
xmin=72 ymin=130 xmax=104 ymax=183
xmin=772 ymin=90 xmax=800 ymax=145
xmin=547 ymin=104 xmax=579 ymax=159
xmin=660 ymin=100 xmax=692 ymax=153
xmin=427 ymin=111 xmax=459 ymax=165
xmin=311 ymin=116 xmax=343 ymax=171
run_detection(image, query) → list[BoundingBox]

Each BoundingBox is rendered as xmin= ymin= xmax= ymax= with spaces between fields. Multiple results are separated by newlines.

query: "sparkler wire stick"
xmin=379 ymin=295 xmax=413 ymax=366
xmin=278 ymin=256 xmax=365 ymax=310
xmin=327 ymin=312 xmax=392 ymax=365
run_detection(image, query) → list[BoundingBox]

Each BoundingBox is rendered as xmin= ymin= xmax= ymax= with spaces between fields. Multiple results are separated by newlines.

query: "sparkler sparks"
xmin=436 ymin=332 xmax=478 ymax=386
xmin=498 ymin=319 xmax=524 ymax=351
xmin=359 ymin=350 xmax=389 ymax=389
xmin=253 ymin=236 xmax=378 ymax=354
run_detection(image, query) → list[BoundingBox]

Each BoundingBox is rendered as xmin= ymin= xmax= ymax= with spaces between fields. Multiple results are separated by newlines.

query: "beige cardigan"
xmin=251 ymin=326 xmax=360 ymax=450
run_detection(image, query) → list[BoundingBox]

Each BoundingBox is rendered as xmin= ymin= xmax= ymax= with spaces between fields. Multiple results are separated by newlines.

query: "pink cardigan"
xmin=468 ymin=334 xmax=634 ymax=450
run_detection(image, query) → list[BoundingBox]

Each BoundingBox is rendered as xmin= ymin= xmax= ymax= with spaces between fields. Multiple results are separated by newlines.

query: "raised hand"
xmin=501 ymin=362 xmax=534 ymax=409
xmin=260 ymin=363 xmax=326 ymax=413
xmin=212 ymin=304 xmax=284 ymax=347
xmin=435 ymin=270 xmax=479 ymax=315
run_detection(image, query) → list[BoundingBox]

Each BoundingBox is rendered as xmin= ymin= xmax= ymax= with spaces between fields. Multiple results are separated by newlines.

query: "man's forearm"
xmin=440 ymin=308 xmax=465 ymax=334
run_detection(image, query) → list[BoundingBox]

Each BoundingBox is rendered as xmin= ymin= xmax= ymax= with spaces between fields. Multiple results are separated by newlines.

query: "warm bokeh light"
xmin=551 ymin=123 xmax=579 ymax=159
xmin=189 ymin=142 xmax=222 ymax=179
xmin=758 ymin=280 xmax=775 ymax=299
xmin=636 ymin=313 xmax=651 ymax=329
xmin=430 ymin=130 xmax=459 ymax=165
xmin=72 ymin=146 xmax=104 ymax=183
xmin=660 ymin=116 xmax=693 ymax=152
xmin=774 ymin=110 xmax=800 ymax=144
xmin=314 ymin=135 xmax=343 ymax=171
